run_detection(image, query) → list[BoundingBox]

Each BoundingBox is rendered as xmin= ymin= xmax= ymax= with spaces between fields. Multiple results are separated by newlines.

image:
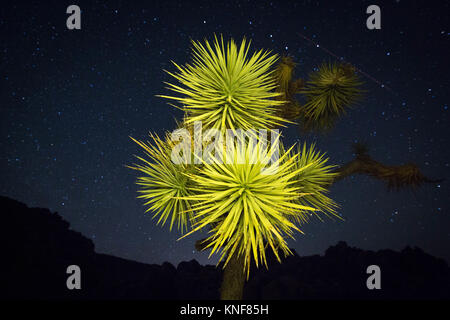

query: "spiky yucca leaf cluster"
xmin=289 ymin=143 xmax=340 ymax=224
xmin=179 ymin=138 xmax=317 ymax=276
xmin=159 ymin=35 xmax=289 ymax=132
xmin=128 ymin=134 xmax=194 ymax=233
xmin=300 ymin=62 xmax=362 ymax=130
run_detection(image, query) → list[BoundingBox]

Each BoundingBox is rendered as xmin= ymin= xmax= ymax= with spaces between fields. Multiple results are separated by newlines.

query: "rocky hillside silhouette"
xmin=244 ymin=241 xmax=450 ymax=299
xmin=0 ymin=195 xmax=448 ymax=300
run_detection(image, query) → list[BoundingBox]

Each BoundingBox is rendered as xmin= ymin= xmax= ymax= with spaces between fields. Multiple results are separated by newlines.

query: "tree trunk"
xmin=219 ymin=253 xmax=246 ymax=300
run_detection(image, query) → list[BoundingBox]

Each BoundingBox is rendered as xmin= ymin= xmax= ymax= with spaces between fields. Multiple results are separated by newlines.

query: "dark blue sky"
xmin=1 ymin=0 xmax=449 ymax=266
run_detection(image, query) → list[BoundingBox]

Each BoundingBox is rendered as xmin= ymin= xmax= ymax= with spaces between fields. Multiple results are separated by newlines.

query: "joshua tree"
xmin=129 ymin=35 xmax=439 ymax=300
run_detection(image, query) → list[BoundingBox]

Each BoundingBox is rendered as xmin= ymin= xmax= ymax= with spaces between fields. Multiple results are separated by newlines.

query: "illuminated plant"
xmin=299 ymin=62 xmax=363 ymax=130
xmin=288 ymin=143 xmax=340 ymax=224
xmin=128 ymin=33 xmax=439 ymax=300
xmin=128 ymin=134 xmax=195 ymax=233
xmin=130 ymin=34 xmax=440 ymax=301
xmin=158 ymin=35 xmax=289 ymax=132
xmin=179 ymin=138 xmax=319 ymax=277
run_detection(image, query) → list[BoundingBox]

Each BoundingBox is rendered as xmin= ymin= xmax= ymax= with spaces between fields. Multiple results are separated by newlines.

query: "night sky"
xmin=1 ymin=0 xmax=449 ymax=266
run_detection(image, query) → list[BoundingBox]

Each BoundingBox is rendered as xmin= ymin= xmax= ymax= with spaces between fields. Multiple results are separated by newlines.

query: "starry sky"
xmin=1 ymin=0 xmax=449 ymax=266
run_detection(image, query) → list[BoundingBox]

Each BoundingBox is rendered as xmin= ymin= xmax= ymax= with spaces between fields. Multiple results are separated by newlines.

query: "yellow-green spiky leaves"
xmin=179 ymin=138 xmax=317 ymax=276
xmin=300 ymin=62 xmax=363 ymax=131
xmin=128 ymin=134 xmax=194 ymax=233
xmin=290 ymin=143 xmax=340 ymax=224
xmin=158 ymin=35 xmax=290 ymax=132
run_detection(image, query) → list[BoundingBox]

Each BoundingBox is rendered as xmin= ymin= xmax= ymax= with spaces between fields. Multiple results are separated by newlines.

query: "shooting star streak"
xmin=297 ymin=31 xmax=396 ymax=94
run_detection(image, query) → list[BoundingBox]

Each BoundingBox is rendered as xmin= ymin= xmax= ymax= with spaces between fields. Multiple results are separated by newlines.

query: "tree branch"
xmin=332 ymin=143 xmax=443 ymax=189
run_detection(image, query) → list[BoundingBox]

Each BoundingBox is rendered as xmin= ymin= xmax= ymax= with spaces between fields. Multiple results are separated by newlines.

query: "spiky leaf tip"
xmin=289 ymin=143 xmax=341 ymax=224
xmin=128 ymin=133 xmax=195 ymax=234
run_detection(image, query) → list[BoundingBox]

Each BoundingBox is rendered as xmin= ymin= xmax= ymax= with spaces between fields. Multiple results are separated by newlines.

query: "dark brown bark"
xmin=195 ymin=239 xmax=246 ymax=300
xmin=219 ymin=253 xmax=246 ymax=300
